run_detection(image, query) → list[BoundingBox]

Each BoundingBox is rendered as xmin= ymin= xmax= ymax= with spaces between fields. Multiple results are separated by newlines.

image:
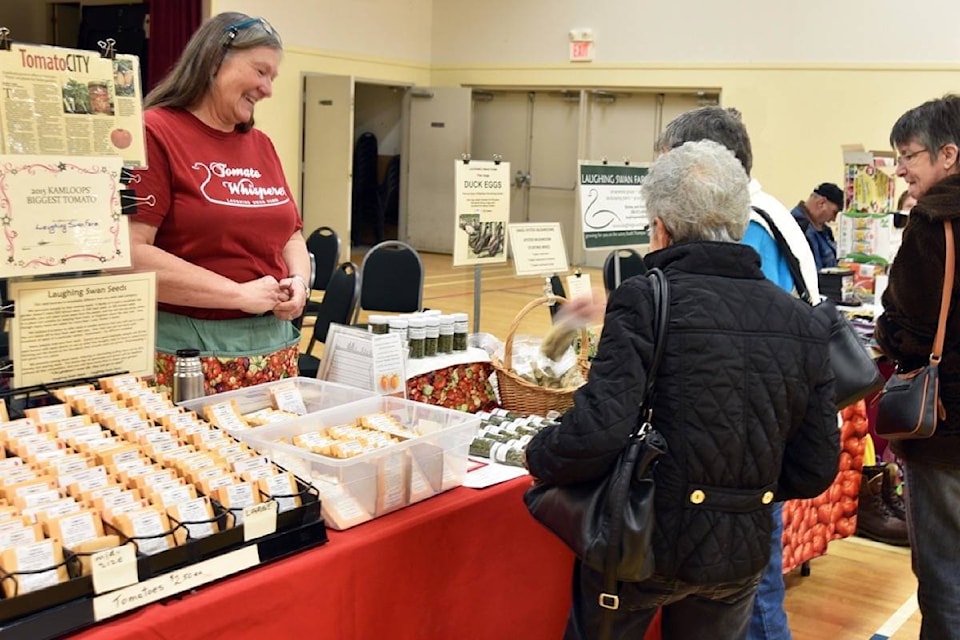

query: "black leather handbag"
xmin=752 ymin=207 xmax=883 ymax=407
xmin=876 ymin=220 xmax=954 ymax=440
xmin=524 ymin=268 xmax=669 ymax=607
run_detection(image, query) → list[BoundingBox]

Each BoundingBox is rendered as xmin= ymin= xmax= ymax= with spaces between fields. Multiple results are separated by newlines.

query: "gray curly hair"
xmin=643 ymin=139 xmax=750 ymax=243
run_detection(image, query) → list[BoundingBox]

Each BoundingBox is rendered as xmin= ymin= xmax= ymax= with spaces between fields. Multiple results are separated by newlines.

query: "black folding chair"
xmin=353 ymin=241 xmax=423 ymax=322
xmin=306 ymin=226 xmax=341 ymax=293
xmin=299 ymin=262 xmax=361 ymax=379
xmin=603 ymin=248 xmax=647 ymax=294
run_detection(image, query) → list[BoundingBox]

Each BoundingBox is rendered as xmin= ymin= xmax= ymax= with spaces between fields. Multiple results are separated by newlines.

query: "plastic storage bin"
xmin=178 ymin=377 xmax=377 ymax=432
xmin=238 ymin=396 xmax=480 ymax=529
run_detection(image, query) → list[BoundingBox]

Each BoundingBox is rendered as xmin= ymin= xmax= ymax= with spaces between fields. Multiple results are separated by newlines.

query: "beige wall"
xmin=432 ymin=62 xmax=960 ymax=205
xmin=210 ymin=1 xmax=432 ymax=207
xmin=201 ymin=2 xmax=960 ymax=209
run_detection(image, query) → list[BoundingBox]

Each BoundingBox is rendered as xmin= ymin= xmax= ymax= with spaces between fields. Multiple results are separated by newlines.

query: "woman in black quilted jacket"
xmin=525 ymin=140 xmax=840 ymax=640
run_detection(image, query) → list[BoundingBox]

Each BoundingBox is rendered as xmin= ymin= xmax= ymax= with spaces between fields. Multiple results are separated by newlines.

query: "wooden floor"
xmin=308 ymin=251 xmax=921 ymax=639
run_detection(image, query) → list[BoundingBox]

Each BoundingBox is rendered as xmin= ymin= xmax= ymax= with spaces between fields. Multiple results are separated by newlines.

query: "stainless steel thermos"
xmin=172 ymin=348 xmax=204 ymax=403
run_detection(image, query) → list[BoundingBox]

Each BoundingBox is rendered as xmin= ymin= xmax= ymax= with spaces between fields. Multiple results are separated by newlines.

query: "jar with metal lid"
xmin=368 ymin=314 xmax=389 ymax=335
xmin=438 ymin=315 xmax=455 ymax=354
xmin=424 ymin=316 xmax=439 ymax=357
xmin=452 ymin=313 xmax=469 ymax=351
xmin=407 ymin=317 xmax=426 ymax=359
xmin=172 ymin=348 xmax=205 ymax=403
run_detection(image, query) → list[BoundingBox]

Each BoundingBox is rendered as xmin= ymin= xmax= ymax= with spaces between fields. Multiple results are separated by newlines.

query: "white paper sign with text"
xmin=0 ymin=154 xmax=129 ymax=277
xmin=318 ymin=324 xmax=406 ymax=396
xmin=507 ymin=222 xmax=568 ymax=276
xmin=10 ymin=272 xmax=157 ymax=387
xmin=453 ymin=160 xmax=510 ymax=266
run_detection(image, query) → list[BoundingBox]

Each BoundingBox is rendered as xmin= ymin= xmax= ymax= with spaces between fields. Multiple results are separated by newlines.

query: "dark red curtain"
xmin=146 ymin=0 xmax=203 ymax=92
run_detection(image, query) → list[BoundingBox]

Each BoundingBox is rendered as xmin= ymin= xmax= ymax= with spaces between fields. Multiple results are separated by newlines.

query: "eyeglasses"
xmin=897 ymin=148 xmax=929 ymax=167
xmin=224 ymin=17 xmax=279 ymax=44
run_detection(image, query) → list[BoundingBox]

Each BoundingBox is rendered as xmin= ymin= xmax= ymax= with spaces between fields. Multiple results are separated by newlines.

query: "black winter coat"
xmin=876 ymin=174 xmax=960 ymax=466
xmin=525 ymin=241 xmax=840 ymax=585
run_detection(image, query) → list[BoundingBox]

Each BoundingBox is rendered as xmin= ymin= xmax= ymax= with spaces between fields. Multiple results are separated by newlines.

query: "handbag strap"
xmin=751 ymin=206 xmax=814 ymax=304
xmin=597 ymin=268 xmax=670 ymax=634
xmin=932 ymin=219 xmax=955 ymax=364
xmin=634 ymin=267 xmax=670 ymax=431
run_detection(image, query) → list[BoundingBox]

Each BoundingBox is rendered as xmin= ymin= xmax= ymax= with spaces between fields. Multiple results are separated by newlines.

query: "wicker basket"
xmin=491 ymin=296 xmax=591 ymax=415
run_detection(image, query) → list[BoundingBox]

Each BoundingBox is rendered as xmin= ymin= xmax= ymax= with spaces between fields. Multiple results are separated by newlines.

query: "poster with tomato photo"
xmin=0 ymin=45 xmax=146 ymax=167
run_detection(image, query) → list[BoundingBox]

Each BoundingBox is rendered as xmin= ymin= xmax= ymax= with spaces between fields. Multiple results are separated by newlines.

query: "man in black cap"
xmin=791 ymin=182 xmax=844 ymax=270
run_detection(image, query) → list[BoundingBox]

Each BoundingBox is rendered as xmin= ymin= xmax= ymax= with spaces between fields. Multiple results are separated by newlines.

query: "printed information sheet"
xmin=9 ymin=272 xmax=157 ymax=387
xmin=0 ymin=154 xmax=128 ymax=277
xmin=453 ymin=160 xmax=510 ymax=266
xmin=0 ymin=45 xmax=145 ymax=167
xmin=507 ymin=222 xmax=568 ymax=276
xmin=318 ymin=325 xmax=406 ymax=396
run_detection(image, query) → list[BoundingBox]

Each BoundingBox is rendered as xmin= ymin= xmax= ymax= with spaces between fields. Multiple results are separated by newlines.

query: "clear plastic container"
xmin=239 ymin=396 xmax=480 ymax=529
xmin=177 ymin=377 xmax=377 ymax=432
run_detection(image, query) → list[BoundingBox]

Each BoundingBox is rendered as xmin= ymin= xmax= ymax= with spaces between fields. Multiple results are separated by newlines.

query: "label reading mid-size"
xmin=91 ymin=544 xmax=138 ymax=594
xmin=242 ymin=500 xmax=277 ymax=541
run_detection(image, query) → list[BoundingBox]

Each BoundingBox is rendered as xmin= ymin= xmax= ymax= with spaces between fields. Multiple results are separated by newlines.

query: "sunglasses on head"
xmin=223 ymin=17 xmax=279 ymax=45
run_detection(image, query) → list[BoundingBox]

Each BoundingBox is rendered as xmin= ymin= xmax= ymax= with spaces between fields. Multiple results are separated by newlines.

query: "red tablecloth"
xmin=67 ymin=478 xmax=575 ymax=640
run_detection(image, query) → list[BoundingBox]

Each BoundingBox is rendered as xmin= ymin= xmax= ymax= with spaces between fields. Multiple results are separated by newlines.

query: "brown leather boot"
xmin=855 ymin=464 xmax=910 ymax=546
xmin=881 ymin=462 xmax=907 ymax=521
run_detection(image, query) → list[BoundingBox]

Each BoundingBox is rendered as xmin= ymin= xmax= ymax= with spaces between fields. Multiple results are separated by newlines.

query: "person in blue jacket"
xmin=791 ymin=183 xmax=844 ymax=270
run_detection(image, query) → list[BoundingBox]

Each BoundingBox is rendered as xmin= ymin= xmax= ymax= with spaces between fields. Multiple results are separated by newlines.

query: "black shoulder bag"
xmin=523 ymin=268 xmax=670 ymax=622
xmin=751 ymin=207 xmax=883 ymax=407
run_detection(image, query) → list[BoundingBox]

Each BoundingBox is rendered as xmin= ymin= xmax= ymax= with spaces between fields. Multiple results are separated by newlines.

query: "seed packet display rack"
xmin=0 ymin=376 xmax=327 ymax=640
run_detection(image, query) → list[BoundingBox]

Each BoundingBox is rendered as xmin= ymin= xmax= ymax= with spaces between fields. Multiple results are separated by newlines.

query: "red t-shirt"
xmin=132 ymin=107 xmax=302 ymax=320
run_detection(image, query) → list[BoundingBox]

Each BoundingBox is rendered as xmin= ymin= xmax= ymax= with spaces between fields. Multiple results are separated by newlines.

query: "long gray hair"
xmin=144 ymin=12 xmax=282 ymax=132
xmin=643 ymin=140 xmax=750 ymax=243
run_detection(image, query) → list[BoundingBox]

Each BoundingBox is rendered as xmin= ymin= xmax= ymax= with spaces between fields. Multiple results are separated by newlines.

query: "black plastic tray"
xmin=0 ymin=511 xmax=327 ymax=639
xmin=0 ymin=482 xmax=323 ymax=630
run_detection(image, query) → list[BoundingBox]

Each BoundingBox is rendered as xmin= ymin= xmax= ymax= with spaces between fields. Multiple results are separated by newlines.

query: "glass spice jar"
xmin=438 ymin=315 xmax=455 ymax=354
xmin=424 ymin=317 xmax=439 ymax=357
xmin=388 ymin=317 xmax=408 ymax=344
xmin=368 ymin=314 xmax=389 ymax=335
xmin=407 ymin=317 xmax=426 ymax=359
xmin=452 ymin=312 xmax=469 ymax=351
xmin=469 ymin=437 xmax=496 ymax=458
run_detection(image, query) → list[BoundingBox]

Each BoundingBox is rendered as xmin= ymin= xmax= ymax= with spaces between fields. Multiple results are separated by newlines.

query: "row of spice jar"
xmin=368 ymin=311 xmax=470 ymax=359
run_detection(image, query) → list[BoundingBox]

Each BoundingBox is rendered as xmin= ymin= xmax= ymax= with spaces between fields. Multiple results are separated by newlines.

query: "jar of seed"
xmin=388 ymin=317 xmax=408 ymax=344
xmin=368 ymin=314 xmax=389 ymax=335
xmin=452 ymin=312 xmax=469 ymax=351
xmin=424 ymin=316 xmax=439 ymax=357
xmin=407 ymin=316 xmax=426 ymax=359
xmin=438 ymin=315 xmax=455 ymax=353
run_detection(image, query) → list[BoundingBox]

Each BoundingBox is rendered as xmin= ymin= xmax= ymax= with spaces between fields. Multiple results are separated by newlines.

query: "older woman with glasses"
xmin=876 ymin=95 xmax=960 ymax=639
xmin=525 ymin=140 xmax=839 ymax=640
xmin=130 ymin=13 xmax=309 ymax=393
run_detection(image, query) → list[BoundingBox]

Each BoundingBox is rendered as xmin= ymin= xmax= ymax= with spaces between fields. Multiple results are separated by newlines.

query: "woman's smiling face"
xmin=209 ymin=46 xmax=280 ymax=128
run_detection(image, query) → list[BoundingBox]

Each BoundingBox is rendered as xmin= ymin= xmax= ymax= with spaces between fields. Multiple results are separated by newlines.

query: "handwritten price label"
xmin=93 ymin=546 xmax=260 ymax=621
xmin=243 ymin=500 xmax=278 ymax=541
xmin=91 ymin=544 xmax=138 ymax=594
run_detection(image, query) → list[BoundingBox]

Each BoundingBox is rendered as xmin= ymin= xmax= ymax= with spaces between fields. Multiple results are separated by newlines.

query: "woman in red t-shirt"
xmin=131 ymin=13 xmax=310 ymax=394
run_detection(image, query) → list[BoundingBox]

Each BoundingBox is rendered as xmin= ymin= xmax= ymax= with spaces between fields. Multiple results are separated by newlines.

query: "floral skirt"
xmin=153 ymin=311 xmax=300 ymax=395
xmin=154 ymin=345 xmax=300 ymax=395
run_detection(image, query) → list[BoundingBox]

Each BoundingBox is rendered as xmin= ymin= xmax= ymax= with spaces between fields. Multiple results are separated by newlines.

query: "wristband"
xmin=291 ymin=274 xmax=310 ymax=296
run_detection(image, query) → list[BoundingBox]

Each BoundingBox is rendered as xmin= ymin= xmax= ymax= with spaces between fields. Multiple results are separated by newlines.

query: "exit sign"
xmin=570 ymin=40 xmax=594 ymax=62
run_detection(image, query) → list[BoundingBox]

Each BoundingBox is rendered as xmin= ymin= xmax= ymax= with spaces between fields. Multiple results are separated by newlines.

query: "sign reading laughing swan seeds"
xmin=9 ymin=272 xmax=157 ymax=387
